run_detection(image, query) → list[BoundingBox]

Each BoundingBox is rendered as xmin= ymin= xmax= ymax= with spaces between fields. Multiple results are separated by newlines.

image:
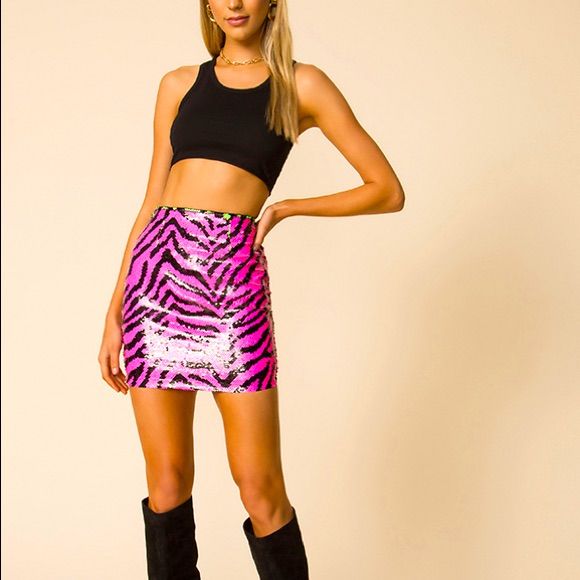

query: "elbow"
xmin=379 ymin=184 xmax=405 ymax=213
xmin=392 ymin=186 xmax=405 ymax=212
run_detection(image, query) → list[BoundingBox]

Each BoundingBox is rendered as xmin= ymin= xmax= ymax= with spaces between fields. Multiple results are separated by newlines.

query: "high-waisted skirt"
xmin=121 ymin=205 xmax=278 ymax=392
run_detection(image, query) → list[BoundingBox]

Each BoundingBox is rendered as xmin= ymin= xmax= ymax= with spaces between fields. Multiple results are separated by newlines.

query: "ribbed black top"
xmin=169 ymin=56 xmax=295 ymax=194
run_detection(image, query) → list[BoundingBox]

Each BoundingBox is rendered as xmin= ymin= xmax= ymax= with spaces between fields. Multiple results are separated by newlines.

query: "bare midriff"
xmin=158 ymin=158 xmax=270 ymax=219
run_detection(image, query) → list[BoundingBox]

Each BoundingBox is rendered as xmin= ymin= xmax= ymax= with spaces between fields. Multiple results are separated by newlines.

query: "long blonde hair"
xmin=199 ymin=0 xmax=300 ymax=144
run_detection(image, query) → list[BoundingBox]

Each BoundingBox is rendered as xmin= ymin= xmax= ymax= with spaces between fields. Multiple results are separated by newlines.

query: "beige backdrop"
xmin=2 ymin=0 xmax=579 ymax=578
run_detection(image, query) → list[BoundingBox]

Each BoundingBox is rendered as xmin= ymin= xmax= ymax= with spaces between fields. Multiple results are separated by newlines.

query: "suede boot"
xmin=141 ymin=495 xmax=201 ymax=580
xmin=242 ymin=506 xmax=309 ymax=579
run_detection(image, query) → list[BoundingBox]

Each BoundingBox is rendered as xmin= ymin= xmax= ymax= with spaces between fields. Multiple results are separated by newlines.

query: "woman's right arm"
xmin=98 ymin=69 xmax=183 ymax=394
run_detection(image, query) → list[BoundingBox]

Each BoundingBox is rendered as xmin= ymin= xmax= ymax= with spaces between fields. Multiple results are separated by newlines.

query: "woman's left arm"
xmin=275 ymin=63 xmax=405 ymax=220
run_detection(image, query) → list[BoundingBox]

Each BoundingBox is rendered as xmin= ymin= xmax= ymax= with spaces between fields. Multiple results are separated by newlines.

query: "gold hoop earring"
xmin=206 ymin=3 xmax=216 ymax=23
xmin=267 ymin=0 xmax=277 ymax=21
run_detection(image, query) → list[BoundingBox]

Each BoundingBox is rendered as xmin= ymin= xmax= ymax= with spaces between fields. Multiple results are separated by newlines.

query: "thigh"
xmin=212 ymin=389 xmax=283 ymax=482
xmin=130 ymin=388 xmax=198 ymax=478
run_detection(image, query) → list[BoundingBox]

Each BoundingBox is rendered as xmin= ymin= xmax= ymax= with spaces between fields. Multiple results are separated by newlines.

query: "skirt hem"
xmin=126 ymin=381 xmax=278 ymax=393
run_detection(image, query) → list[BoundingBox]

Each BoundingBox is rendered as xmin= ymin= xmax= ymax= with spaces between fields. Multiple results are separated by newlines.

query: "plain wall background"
xmin=2 ymin=1 xmax=579 ymax=578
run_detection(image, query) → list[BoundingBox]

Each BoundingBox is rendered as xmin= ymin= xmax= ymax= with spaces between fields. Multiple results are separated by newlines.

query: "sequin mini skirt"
xmin=121 ymin=205 xmax=278 ymax=392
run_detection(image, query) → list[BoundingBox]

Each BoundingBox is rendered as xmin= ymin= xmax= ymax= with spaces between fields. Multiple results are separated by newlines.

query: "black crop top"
xmin=169 ymin=55 xmax=296 ymax=195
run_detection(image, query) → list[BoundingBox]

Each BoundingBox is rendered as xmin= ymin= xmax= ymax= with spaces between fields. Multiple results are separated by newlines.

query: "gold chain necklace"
xmin=219 ymin=49 xmax=264 ymax=66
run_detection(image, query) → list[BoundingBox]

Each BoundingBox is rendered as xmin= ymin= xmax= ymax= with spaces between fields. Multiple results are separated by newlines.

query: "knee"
xmin=237 ymin=471 xmax=287 ymax=519
xmin=147 ymin=464 xmax=193 ymax=512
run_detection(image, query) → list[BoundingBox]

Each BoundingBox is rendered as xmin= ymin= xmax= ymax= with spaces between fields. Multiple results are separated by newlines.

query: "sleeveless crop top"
xmin=169 ymin=56 xmax=296 ymax=195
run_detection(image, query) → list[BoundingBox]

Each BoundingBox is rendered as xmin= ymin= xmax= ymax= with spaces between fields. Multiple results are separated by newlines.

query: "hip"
xmin=122 ymin=205 xmax=271 ymax=304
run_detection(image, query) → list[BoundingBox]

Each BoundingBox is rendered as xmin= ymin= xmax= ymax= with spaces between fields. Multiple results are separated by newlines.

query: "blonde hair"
xmin=199 ymin=0 xmax=300 ymax=144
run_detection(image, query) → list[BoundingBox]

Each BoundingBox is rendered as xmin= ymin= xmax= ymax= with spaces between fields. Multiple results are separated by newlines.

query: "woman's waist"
xmin=162 ymin=160 xmax=269 ymax=217
xmin=158 ymin=194 xmax=264 ymax=219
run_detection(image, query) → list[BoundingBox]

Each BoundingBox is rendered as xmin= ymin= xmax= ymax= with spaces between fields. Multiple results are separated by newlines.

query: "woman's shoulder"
xmin=153 ymin=64 xmax=206 ymax=109
xmin=292 ymin=60 xmax=334 ymax=91
xmin=292 ymin=60 xmax=331 ymax=82
xmin=156 ymin=63 xmax=205 ymax=97
xmin=161 ymin=63 xmax=204 ymax=85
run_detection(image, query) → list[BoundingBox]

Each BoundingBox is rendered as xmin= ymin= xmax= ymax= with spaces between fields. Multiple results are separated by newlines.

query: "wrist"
xmin=272 ymin=199 xmax=298 ymax=220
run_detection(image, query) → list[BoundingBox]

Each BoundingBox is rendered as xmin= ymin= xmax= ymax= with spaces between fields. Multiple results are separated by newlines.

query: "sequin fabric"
xmin=121 ymin=205 xmax=278 ymax=392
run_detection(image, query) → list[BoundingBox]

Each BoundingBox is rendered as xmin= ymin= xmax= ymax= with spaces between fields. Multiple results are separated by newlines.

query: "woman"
xmin=98 ymin=0 xmax=404 ymax=578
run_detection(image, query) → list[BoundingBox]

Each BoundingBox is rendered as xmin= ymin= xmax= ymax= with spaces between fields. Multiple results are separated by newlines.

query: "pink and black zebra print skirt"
xmin=121 ymin=205 xmax=278 ymax=392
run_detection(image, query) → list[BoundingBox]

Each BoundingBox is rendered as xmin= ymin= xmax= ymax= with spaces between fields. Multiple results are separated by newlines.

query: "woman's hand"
xmin=98 ymin=315 xmax=129 ymax=395
xmin=253 ymin=201 xmax=292 ymax=250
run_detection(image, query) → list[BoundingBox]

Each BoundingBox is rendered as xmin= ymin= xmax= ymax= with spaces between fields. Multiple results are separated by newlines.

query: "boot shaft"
xmin=141 ymin=495 xmax=202 ymax=580
xmin=243 ymin=506 xmax=310 ymax=580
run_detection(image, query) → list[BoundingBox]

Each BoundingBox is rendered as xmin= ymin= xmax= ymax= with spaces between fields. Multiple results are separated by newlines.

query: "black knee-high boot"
xmin=141 ymin=495 xmax=202 ymax=580
xmin=242 ymin=506 xmax=309 ymax=579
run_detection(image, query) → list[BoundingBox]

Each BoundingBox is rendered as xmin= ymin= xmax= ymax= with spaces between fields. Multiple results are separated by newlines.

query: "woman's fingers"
xmin=110 ymin=351 xmax=121 ymax=379
xmin=109 ymin=350 xmax=130 ymax=395
xmin=98 ymin=351 xmax=129 ymax=394
xmin=99 ymin=319 xmax=130 ymax=394
xmin=252 ymin=222 xmax=263 ymax=249
xmin=113 ymin=374 xmax=129 ymax=395
xmin=99 ymin=353 xmax=120 ymax=392
xmin=111 ymin=350 xmax=131 ymax=394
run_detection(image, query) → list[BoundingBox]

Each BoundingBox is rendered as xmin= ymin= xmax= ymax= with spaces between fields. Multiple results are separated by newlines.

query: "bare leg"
xmin=212 ymin=388 xmax=294 ymax=537
xmin=130 ymin=387 xmax=198 ymax=512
